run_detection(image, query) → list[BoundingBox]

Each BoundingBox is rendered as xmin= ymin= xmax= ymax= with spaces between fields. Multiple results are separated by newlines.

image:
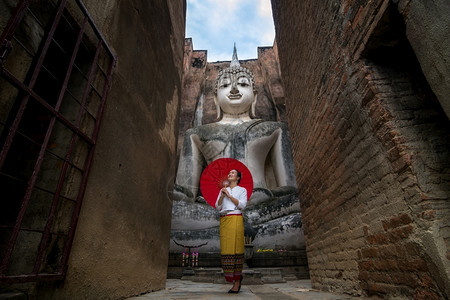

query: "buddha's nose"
xmin=230 ymin=81 xmax=239 ymax=94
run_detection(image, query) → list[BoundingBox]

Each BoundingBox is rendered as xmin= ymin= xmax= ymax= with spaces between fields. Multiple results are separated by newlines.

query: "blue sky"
xmin=185 ymin=0 xmax=275 ymax=62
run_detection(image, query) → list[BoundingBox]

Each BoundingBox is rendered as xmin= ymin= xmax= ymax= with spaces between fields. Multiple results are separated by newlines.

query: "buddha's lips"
xmin=228 ymin=93 xmax=242 ymax=100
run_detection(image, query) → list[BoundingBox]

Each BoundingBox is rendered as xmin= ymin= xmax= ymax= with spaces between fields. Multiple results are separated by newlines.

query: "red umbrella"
xmin=200 ymin=158 xmax=253 ymax=208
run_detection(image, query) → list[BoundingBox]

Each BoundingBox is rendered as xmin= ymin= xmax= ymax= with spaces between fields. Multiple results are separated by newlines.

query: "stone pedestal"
xmin=168 ymin=249 xmax=309 ymax=280
xmin=257 ymin=268 xmax=285 ymax=283
xmin=189 ymin=268 xmax=222 ymax=283
xmin=244 ymin=244 xmax=254 ymax=269
xmin=180 ymin=267 xmax=196 ymax=280
xmin=242 ymin=269 xmax=263 ymax=284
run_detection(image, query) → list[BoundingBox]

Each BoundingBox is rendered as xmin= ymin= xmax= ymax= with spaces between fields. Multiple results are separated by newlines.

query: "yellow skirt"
xmin=220 ymin=214 xmax=244 ymax=282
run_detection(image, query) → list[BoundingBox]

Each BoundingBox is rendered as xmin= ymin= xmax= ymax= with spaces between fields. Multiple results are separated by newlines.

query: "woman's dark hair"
xmin=235 ymin=170 xmax=242 ymax=184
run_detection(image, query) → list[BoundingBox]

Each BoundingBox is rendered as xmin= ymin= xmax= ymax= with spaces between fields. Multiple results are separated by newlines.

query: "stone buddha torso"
xmin=177 ymin=119 xmax=296 ymax=198
xmin=175 ymin=48 xmax=296 ymax=203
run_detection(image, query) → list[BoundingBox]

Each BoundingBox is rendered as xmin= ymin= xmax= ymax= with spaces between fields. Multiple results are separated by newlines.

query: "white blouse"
xmin=215 ymin=185 xmax=247 ymax=215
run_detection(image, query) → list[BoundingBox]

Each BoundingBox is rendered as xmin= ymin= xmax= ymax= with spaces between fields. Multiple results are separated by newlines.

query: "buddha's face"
xmin=216 ymin=72 xmax=255 ymax=115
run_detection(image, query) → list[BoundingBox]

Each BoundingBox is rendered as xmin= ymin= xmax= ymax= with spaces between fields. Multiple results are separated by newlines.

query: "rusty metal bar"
xmin=0 ymin=0 xmax=29 ymax=41
xmin=1 ymin=123 xmax=85 ymax=174
xmin=0 ymin=0 xmax=116 ymax=281
xmin=76 ymin=39 xmax=102 ymax=130
xmin=0 ymin=169 xmax=79 ymax=203
xmin=0 ymin=0 xmax=67 ymax=169
xmin=0 ymin=0 xmax=68 ymax=275
xmin=59 ymin=46 xmax=116 ymax=273
xmin=75 ymin=0 xmax=116 ymax=60
xmin=0 ymin=68 xmax=94 ymax=145
xmin=0 ymin=0 xmax=29 ymax=64
xmin=11 ymin=35 xmax=34 ymax=58
xmin=32 ymin=14 xmax=89 ymax=275
xmin=55 ymin=17 xmax=88 ymax=112
xmin=0 ymin=273 xmax=64 ymax=284
xmin=92 ymin=58 xmax=117 ymax=143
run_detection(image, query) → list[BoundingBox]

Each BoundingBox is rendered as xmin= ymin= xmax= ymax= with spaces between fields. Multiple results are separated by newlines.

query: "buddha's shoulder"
xmin=184 ymin=123 xmax=233 ymax=138
xmin=253 ymin=120 xmax=287 ymax=128
xmin=247 ymin=120 xmax=288 ymax=134
xmin=184 ymin=120 xmax=287 ymax=136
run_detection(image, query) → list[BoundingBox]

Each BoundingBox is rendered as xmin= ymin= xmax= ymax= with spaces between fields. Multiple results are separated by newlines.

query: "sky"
xmin=185 ymin=0 xmax=275 ymax=62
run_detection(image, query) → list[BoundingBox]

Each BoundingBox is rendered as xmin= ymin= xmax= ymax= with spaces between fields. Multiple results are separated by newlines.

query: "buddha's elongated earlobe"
xmin=251 ymin=94 xmax=257 ymax=118
xmin=214 ymin=95 xmax=221 ymax=120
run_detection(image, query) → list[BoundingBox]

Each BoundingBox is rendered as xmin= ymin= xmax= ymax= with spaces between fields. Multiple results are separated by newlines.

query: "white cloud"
xmin=218 ymin=0 xmax=240 ymax=14
xmin=186 ymin=0 xmax=275 ymax=62
xmin=257 ymin=0 xmax=272 ymax=17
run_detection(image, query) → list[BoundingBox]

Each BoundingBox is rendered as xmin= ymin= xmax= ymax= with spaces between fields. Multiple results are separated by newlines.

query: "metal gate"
xmin=0 ymin=0 xmax=116 ymax=282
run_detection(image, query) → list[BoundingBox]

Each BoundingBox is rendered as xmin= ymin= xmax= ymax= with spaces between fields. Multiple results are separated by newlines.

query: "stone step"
xmin=256 ymin=268 xmax=286 ymax=283
xmin=187 ymin=268 xmax=264 ymax=284
xmin=177 ymin=267 xmax=298 ymax=284
xmin=168 ymin=265 xmax=309 ymax=281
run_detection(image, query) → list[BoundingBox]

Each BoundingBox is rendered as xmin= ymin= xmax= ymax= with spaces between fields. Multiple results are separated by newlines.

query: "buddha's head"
xmin=214 ymin=45 xmax=257 ymax=119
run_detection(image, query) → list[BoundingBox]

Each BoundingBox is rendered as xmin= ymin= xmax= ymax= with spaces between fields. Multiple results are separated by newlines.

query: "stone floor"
xmin=127 ymin=279 xmax=367 ymax=300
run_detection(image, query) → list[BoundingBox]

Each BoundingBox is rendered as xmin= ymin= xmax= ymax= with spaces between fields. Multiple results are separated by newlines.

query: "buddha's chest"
xmin=193 ymin=128 xmax=279 ymax=161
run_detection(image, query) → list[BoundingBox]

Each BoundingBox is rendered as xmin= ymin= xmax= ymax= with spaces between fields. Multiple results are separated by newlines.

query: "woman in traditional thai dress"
xmin=215 ymin=169 xmax=247 ymax=293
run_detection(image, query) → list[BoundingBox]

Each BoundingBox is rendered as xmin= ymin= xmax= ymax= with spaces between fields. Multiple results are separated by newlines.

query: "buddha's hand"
xmin=173 ymin=183 xmax=194 ymax=201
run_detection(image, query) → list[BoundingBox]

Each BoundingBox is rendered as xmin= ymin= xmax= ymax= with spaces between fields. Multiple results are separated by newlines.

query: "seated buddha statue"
xmin=174 ymin=46 xmax=297 ymax=204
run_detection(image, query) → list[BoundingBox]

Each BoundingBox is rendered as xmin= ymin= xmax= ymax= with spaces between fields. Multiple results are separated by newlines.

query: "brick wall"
xmin=272 ymin=0 xmax=450 ymax=298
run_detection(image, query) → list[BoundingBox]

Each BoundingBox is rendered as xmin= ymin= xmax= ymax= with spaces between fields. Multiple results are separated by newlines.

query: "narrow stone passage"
xmin=126 ymin=279 xmax=366 ymax=299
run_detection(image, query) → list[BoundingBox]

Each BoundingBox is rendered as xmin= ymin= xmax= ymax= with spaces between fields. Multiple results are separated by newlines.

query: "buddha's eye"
xmin=220 ymin=78 xmax=231 ymax=88
xmin=237 ymin=77 xmax=250 ymax=86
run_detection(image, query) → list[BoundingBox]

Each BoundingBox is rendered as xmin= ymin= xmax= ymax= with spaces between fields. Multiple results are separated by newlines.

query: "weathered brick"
xmin=367 ymin=282 xmax=389 ymax=297
xmin=390 ymin=272 xmax=418 ymax=287
xmin=367 ymin=233 xmax=389 ymax=245
xmin=421 ymin=210 xmax=435 ymax=220
xmin=387 ymin=225 xmax=413 ymax=242
xmin=397 ymin=258 xmax=428 ymax=272
xmin=370 ymin=272 xmax=392 ymax=284
xmin=378 ymin=244 xmax=398 ymax=257
xmin=382 ymin=213 xmax=413 ymax=231
xmin=361 ymin=247 xmax=378 ymax=258
xmin=373 ymin=259 xmax=399 ymax=271
xmin=418 ymin=274 xmax=436 ymax=288
xmin=359 ymin=260 xmax=374 ymax=271
xmin=273 ymin=0 xmax=450 ymax=298
xmin=414 ymin=289 xmax=441 ymax=300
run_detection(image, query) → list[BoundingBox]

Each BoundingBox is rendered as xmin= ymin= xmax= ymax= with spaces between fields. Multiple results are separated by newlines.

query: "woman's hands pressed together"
xmin=221 ymin=187 xmax=231 ymax=197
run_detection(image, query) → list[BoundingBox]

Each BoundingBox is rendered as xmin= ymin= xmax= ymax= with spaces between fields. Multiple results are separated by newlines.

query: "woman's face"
xmin=227 ymin=169 xmax=240 ymax=183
